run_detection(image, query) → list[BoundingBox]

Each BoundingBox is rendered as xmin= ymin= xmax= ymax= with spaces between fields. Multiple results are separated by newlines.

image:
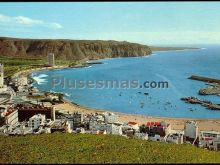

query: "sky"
xmin=0 ymin=2 xmax=220 ymax=45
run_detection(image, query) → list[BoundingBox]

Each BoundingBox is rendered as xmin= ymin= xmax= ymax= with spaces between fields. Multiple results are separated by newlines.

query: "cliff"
xmin=0 ymin=37 xmax=152 ymax=60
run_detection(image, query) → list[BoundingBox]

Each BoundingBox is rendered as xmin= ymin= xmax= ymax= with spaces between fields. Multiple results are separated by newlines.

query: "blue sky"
xmin=0 ymin=2 xmax=220 ymax=45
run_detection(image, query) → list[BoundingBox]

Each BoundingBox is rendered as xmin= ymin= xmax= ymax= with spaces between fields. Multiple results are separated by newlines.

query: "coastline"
xmin=14 ymin=49 xmax=220 ymax=133
xmin=12 ymin=65 xmax=69 ymax=78
xmin=54 ymin=100 xmax=220 ymax=132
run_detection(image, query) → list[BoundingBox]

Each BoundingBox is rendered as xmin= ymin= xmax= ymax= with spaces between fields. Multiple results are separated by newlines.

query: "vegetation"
xmin=0 ymin=133 xmax=220 ymax=164
xmin=68 ymin=59 xmax=89 ymax=68
xmin=55 ymin=59 xmax=72 ymax=66
xmin=0 ymin=56 xmax=45 ymax=77
xmin=0 ymin=55 xmax=92 ymax=77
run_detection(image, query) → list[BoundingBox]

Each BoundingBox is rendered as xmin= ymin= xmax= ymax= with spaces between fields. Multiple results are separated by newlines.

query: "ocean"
xmin=31 ymin=45 xmax=220 ymax=119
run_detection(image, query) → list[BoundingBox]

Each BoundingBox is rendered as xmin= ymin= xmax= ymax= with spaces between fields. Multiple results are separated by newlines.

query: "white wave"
xmin=85 ymin=66 xmax=92 ymax=69
xmin=64 ymin=93 xmax=71 ymax=97
xmin=143 ymin=55 xmax=150 ymax=58
xmin=37 ymin=74 xmax=48 ymax=78
xmin=32 ymin=74 xmax=48 ymax=85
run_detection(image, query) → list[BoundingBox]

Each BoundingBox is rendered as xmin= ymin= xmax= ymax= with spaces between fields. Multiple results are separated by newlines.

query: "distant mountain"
xmin=0 ymin=37 xmax=152 ymax=60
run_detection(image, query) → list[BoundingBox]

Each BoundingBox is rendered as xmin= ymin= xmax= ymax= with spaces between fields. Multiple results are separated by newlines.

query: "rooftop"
xmin=200 ymin=131 xmax=220 ymax=135
xmin=15 ymin=104 xmax=52 ymax=111
xmin=30 ymin=114 xmax=46 ymax=119
xmin=146 ymin=121 xmax=170 ymax=128
xmin=128 ymin=121 xmax=138 ymax=125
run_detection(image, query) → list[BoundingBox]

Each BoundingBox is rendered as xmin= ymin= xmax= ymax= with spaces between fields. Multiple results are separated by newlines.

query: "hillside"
xmin=0 ymin=37 xmax=152 ymax=61
xmin=0 ymin=133 xmax=220 ymax=164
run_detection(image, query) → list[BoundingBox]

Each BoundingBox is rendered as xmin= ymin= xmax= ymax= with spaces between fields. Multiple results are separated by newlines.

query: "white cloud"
xmin=0 ymin=14 xmax=62 ymax=29
xmin=48 ymin=22 xmax=63 ymax=29
xmin=14 ymin=16 xmax=43 ymax=25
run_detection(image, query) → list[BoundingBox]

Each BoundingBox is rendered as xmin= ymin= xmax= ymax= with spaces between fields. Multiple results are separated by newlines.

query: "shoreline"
xmin=55 ymin=99 xmax=220 ymax=132
xmin=62 ymin=96 xmax=220 ymax=121
xmin=14 ymin=49 xmax=220 ymax=132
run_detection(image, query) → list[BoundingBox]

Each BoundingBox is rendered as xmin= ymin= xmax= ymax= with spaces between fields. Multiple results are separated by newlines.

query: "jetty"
xmin=188 ymin=75 xmax=220 ymax=84
xmin=181 ymin=97 xmax=220 ymax=110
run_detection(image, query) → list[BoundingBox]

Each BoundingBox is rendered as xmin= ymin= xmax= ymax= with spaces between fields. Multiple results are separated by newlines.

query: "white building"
xmin=103 ymin=112 xmax=119 ymax=124
xmin=0 ymin=64 xmax=4 ymax=87
xmin=184 ymin=121 xmax=199 ymax=140
xmin=64 ymin=120 xmax=72 ymax=133
xmin=0 ymin=106 xmax=18 ymax=127
xmin=5 ymin=110 xmax=18 ymax=127
xmin=134 ymin=133 xmax=149 ymax=140
xmin=161 ymin=121 xmax=172 ymax=136
xmin=28 ymin=114 xmax=46 ymax=130
xmin=198 ymin=131 xmax=220 ymax=149
xmin=8 ymin=124 xmax=33 ymax=135
xmin=89 ymin=120 xmax=123 ymax=135
xmin=71 ymin=112 xmax=84 ymax=129
xmin=127 ymin=121 xmax=139 ymax=131
xmin=89 ymin=120 xmax=97 ymax=130
xmin=96 ymin=114 xmax=105 ymax=122
xmin=200 ymin=131 xmax=220 ymax=139
xmin=0 ymin=64 xmax=7 ymax=92
xmin=166 ymin=133 xmax=184 ymax=144
xmin=148 ymin=134 xmax=161 ymax=142
xmin=213 ymin=139 xmax=220 ymax=151
xmin=51 ymin=120 xmax=72 ymax=133
xmin=48 ymin=53 xmax=55 ymax=66
xmin=107 ymin=123 xmax=123 ymax=135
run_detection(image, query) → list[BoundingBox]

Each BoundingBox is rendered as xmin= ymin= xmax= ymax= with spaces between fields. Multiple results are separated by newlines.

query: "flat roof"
xmin=201 ymin=131 xmax=220 ymax=134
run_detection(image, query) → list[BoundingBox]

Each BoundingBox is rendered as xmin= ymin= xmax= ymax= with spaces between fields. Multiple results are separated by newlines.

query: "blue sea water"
xmin=31 ymin=45 xmax=220 ymax=119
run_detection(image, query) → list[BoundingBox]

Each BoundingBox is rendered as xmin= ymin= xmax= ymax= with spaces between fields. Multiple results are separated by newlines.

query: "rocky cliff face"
xmin=0 ymin=37 xmax=152 ymax=60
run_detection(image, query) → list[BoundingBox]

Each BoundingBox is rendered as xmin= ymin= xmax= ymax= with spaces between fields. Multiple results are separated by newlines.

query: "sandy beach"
xmin=54 ymin=101 xmax=220 ymax=132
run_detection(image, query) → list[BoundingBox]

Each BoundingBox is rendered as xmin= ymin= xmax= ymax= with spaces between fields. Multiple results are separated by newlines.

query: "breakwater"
xmin=188 ymin=75 xmax=220 ymax=84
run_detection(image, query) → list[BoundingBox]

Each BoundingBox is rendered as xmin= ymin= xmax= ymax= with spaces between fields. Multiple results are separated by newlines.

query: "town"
xmin=0 ymin=54 xmax=220 ymax=153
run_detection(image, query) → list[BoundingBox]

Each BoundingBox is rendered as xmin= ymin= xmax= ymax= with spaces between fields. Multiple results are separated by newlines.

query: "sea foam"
xmin=32 ymin=74 xmax=48 ymax=85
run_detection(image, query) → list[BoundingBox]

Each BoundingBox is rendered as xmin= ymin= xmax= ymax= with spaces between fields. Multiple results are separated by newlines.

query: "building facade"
xmin=0 ymin=105 xmax=18 ymax=127
xmin=28 ymin=114 xmax=46 ymax=130
xmin=103 ymin=112 xmax=119 ymax=124
xmin=4 ymin=109 xmax=18 ymax=127
xmin=199 ymin=131 xmax=220 ymax=149
xmin=0 ymin=64 xmax=4 ymax=87
xmin=166 ymin=133 xmax=184 ymax=144
xmin=72 ymin=112 xmax=84 ymax=129
xmin=16 ymin=104 xmax=55 ymax=122
xmin=184 ymin=121 xmax=199 ymax=141
xmin=48 ymin=53 xmax=55 ymax=66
